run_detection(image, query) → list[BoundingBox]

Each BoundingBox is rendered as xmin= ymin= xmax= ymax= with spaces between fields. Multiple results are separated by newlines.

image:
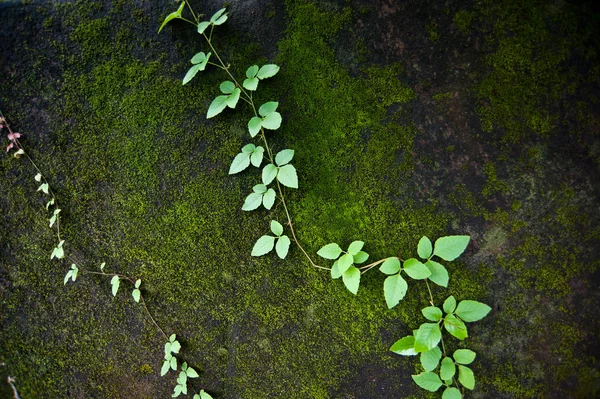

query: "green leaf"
xmin=342 ymin=266 xmax=360 ymax=295
xmin=329 ymin=260 xmax=341 ymax=279
xmin=403 ymin=258 xmax=432 ymax=280
xmin=425 ymin=260 xmax=449 ymax=287
xmin=379 ymin=257 xmax=401 ymax=275
xmin=37 ymin=183 xmax=49 ymax=194
xmin=455 ymin=300 xmax=492 ymax=322
xmin=191 ymin=51 xmax=207 ymax=64
xmin=458 ymin=365 xmax=475 ymax=390
xmin=135 ymin=279 xmax=141 ymax=289
xmin=347 ymin=240 xmax=364 ymax=255
xmin=46 ymin=198 xmax=54 ymax=210
xmin=243 ymin=77 xmax=259 ymax=91
xmin=183 ymin=64 xmax=201 ymax=85
xmin=443 ymin=295 xmax=457 ymax=314
xmin=173 ymin=384 xmax=183 ymax=397
xmin=64 ymin=270 xmax=73 ymax=285
xmin=262 ymin=189 xmax=276 ymax=210
xmin=275 ymin=149 xmax=294 ymax=166
xmin=453 ymin=349 xmax=476 ymax=365
xmin=440 ymin=357 xmax=456 ymax=380
xmin=422 ymin=306 xmax=443 ymax=321
xmin=411 ymin=372 xmax=443 ymax=392
xmin=442 ymin=387 xmax=462 ymax=399
xmin=49 ymin=215 xmax=57 ymax=228
xmin=160 ymin=359 xmax=171 ymax=376
xmin=276 ymin=235 xmax=290 ymax=259
xmin=384 ymin=274 xmax=408 ymax=309
xmin=420 ymin=346 xmax=442 ymax=372
xmin=262 ymin=163 xmax=278 ymax=185
xmin=229 ymin=152 xmax=250 ymax=174
xmin=259 ymin=101 xmax=278 ymax=116
xmin=251 ymin=147 xmax=264 ymax=167
xmin=207 ymin=95 xmax=229 ymax=118
xmin=337 ymin=253 xmax=354 ymax=274
xmin=220 ymin=80 xmax=235 ymax=94
xmin=246 ymin=65 xmax=259 ymax=78
xmin=197 ymin=21 xmax=210 ymax=34
xmin=132 ymin=288 xmax=141 ymax=303
xmin=317 ymin=243 xmax=342 ymax=260
xmin=418 ymin=236 xmax=433 ymax=259
xmin=242 ymin=143 xmax=256 ymax=154
xmin=158 ymin=2 xmax=185 ymax=33
xmin=257 ymin=64 xmax=280 ymax=79
xmin=186 ymin=366 xmax=199 ymax=378
xmin=277 ymin=164 xmax=298 ymax=188
xmin=242 ymin=192 xmax=263 ymax=211
xmin=170 ymin=355 xmax=177 ymax=370
xmin=390 ymin=335 xmax=417 ymax=356
xmin=270 ymin=220 xmax=284 ymax=236
xmin=170 ymin=340 xmax=181 ymax=354
xmin=210 ymin=8 xmax=227 ymax=24
xmin=251 ymin=235 xmax=275 ymax=256
xmin=253 ymin=184 xmax=267 ymax=194
xmin=248 ymin=117 xmax=262 ymax=137
xmin=169 ymin=334 xmax=176 ymax=343
xmin=433 ymin=235 xmax=470 ymax=261
xmin=111 ymin=275 xmax=120 ymax=297
xmin=100 ymin=262 xmax=105 ymax=272
xmin=261 ymin=112 xmax=282 ymax=130
xmin=414 ymin=323 xmax=442 ymax=352
xmin=444 ymin=314 xmax=468 ymax=340
xmin=227 ymin=88 xmax=241 ymax=108
xmin=200 ymin=390 xmax=213 ymax=399
xmin=353 ymin=251 xmax=369 ymax=264
xmin=35 ymin=173 xmax=41 ymax=182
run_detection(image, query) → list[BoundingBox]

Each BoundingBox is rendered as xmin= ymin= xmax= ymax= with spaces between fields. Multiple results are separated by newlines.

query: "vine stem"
xmin=7 ymin=377 xmax=21 ymax=399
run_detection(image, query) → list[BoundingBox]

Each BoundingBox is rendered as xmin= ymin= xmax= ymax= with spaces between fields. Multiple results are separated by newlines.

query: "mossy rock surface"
xmin=0 ymin=0 xmax=599 ymax=398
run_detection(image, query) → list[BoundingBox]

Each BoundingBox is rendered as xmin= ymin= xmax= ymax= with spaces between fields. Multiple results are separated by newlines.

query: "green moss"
xmin=425 ymin=20 xmax=440 ymax=43
xmin=453 ymin=10 xmax=473 ymax=34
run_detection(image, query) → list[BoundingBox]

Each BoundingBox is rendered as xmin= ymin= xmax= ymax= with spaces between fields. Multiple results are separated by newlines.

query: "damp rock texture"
xmin=1 ymin=0 xmax=599 ymax=398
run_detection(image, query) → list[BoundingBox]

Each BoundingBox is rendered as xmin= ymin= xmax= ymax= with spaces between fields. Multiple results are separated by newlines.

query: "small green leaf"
xmin=454 ymin=300 xmax=492 ymax=322
xmin=200 ymin=390 xmax=213 ymax=399
xmin=443 ymin=295 xmax=457 ymax=314
xmin=228 ymin=152 xmax=250 ymax=174
xmin=242 ymin=192 xmax=263 ymax=211
xmin=384 ymin=274 xmax=408 ymax=309
xmin=403 ymin=258 xmax=432 ymax=280
xmin=433 ymin=235 xmax=470 ymax=261
xmin=173 ymin=384 xmax=183 ymax=397
xmin=220 ymin=80 xmax=235 ymax=94
xmin=160 ymin=359 xmax=171 ymax=376
xmin=425 ymin=260 xmax=449 ymax=287
xmin=270 ymin=220 xmax=284 ymax=236
xmin=64 ymin=270 xmax=73 ymax=285
xmin=330 ymin=261 xmax=341 ymax=279
xmin=226 ymin=88 xmax=241 ymax=108
xmin=197 ymin=21 xmax=210 ymax=34
xmin=170 ymin=340 xmax=181 ymax=354
xmin=243 ymin=77 xmax=259 ymax=91
xmin=207 ymin=95 xmax=229 ymax=118
xmin=170 ymin=355 xmax=177 ymax=370
xmin=347 ymin=240 xmax=364 ymax=255
xmin=458 ymin=365 xmax=475 ymax=390
xmin=440 ymin=357 xmax=456 ymax=380
xmin=35 ymin=173 xmax=41 ymax=182
xmin=246 ymin=65 xmax=259 ymax=78
xmin=390 ymin=335 xmax=417 ymax=356
xmin=257 ymin=64 xmax=280 ymax=79
xmin=248 ymin=117 xmax=262 ymax=137
xmin=342 ymin=266 xmax=360 ymax=295
xmin=317 ymin=243 xmax=342 ymax=260
xmin=337 ymin=253 xmax=354 ymax=274
xmin=191 ymin=52 xmax=207 ymax=64
xmin=100 ymin=262 xmax=105 ymax=272
xmin=442 ymin=387 xmax=462 ymax=399
xmin=262 ymin=163 xmax=278 ymax=185
xmin=210 ymin=8 xmax=227 ymax=24
xmin=418 ymin=236 xmax=433 ymax=259
xmin=169 ymin=334 xmax=176 ymax=343
xmin=183 ymin=64 xmax=201 ymax=85
xmin=379 ymin=257 xmax=401 ymax=275
xmin=49 ymin=215 xmax=57 ymax=228
xmin=453 ymin=349 xmax=476 ymax=365
xmin=252 ymin=184 xmax=267 ymax=194
xmin=132 ymin=288 xmax=141 ymax=303
xmin=414 ymin=323 xmax=442 ymax=353
xmin=177 ymin=371 xmax=187 ymax=385
xmin=186 ymin=366 xmax=199 ymax=378
xmin=276 ymin=235 xmax=291 ymax=259
xmin=158 ymin=2 xmax=185 ymax=33
xmin=422 ymin=306 xmax=443 ymax=321
xmin=277 ymin=164 xmax=298 ymax=188
xmin=258 ymin=101 xmax=278 ymax=116
xmin=261 ymin=112 xmax=282 ymax=130
xmin=111 ymin=275 xmax=120 ymax=297
xmin=37 ymin=183 xmax=49 ymax=194
xmin=135 ymin=279 xmax=141 ymax=289
xmin=353 ymin=251 xmax=369 ymax=264
xmin=444 ymin=314 xmax=468 ymax=340
xmin=262 ymin=189 xmax=276 ymax=210
xmin=251 ymin=235 xmax=275 ymax=256
xmin=275 ymin=149 xmax=294 ymax=166
xmin=420 ymin=346 xmax=442 ymax=372
xmin=46 ymin=198 xmax=54 ymax=210
xmin=250 ymin=146 xmax=265 ymax=168
xmin=411 ymin=372 xmax=443 ymax=392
